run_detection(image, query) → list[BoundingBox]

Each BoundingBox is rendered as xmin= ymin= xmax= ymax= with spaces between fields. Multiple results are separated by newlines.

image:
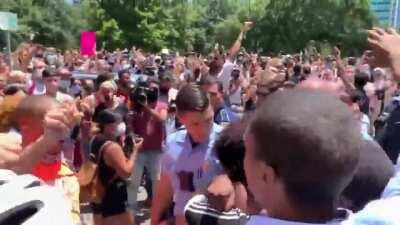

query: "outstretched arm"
xmin=334 ymin=46 xmax=355 ymax=92
xmin=227 ymin=22 xmax=253 ymax=62
xmin=368 ymin=27 xmax=400 ymax=82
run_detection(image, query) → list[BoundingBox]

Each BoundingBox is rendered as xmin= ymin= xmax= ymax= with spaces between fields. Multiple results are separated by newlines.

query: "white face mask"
xmin=115 ymin=122 xmax=126 ymax=137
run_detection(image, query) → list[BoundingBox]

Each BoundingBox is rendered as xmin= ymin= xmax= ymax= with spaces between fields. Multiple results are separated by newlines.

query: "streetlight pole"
xmin=394 ymin=0 xmax=400 ymax=28
xmin=248 ymin=0 xmax=251 ymax=18
xmin=6 ymin=31 xmax=12 ymax=70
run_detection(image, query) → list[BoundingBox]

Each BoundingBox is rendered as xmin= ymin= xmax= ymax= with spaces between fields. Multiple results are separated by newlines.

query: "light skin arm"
xmin=3 ymin=135 xmax=58 ymax=174
xmin=334 ymin=47 xmax=355 ymax=92
xmin=4 ymin=103 xmax=80 ymax=174
xmin=151 ymin=172 xmax=174 ymax=225
xmin=227 ymin=22 xmax=252 ymax=62
xmin=368 ymin=27 xmax=400 ymax=82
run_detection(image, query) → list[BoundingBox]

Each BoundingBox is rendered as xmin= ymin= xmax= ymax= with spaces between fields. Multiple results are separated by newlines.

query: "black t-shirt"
xmin=355 ymin=88 xmax=370 ymax=115
xmin=244 ymin=98 xmax=256 ymax=112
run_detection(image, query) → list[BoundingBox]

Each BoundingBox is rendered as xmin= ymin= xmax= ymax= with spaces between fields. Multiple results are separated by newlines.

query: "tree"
xmin=251 ymin=0 xmax=375 ymax=55
xmin=0 ymin=0 xmax=378 ymax=55
xmin=0 ymin=0 xmax=87 ymax=50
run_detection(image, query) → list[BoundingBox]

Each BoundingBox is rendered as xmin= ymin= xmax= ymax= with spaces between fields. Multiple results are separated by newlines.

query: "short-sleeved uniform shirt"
xmin=161 ymin=123 xmax=223 ymax=216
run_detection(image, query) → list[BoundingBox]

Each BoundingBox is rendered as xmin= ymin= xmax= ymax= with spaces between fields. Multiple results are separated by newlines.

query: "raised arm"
xmin=3 ymin=103 xmax=80 ymax=174
xmin=368 ymin=27 xmax=400 ymax=82
xmin=334 ymin=46 xmax=355 ymax=92
xmin=227 ymin=22 xmax=253 ymax=62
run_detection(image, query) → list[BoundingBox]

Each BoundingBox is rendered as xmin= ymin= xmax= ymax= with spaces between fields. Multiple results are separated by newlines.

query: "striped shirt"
xmin=184 ymin=195 xmax=249 ymax=225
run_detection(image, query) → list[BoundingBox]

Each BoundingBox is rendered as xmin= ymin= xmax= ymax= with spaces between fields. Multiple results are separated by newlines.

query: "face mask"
xmin=115 ymin=122 xmax=126 ymax=137
xmin=47 ymin=55 xmax=57 ymax=65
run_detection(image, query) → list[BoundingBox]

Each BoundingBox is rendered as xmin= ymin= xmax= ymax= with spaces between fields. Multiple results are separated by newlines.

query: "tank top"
xmin=90 ymin=135 xmax=116 ymax=185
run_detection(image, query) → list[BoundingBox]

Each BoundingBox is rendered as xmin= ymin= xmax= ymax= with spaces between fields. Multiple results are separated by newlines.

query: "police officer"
xmin=151 ymin=84 xmax=223 ymax=225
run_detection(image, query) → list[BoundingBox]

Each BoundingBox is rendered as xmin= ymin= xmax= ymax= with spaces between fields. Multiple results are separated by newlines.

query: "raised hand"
xmin=333 ymin=46 xmax=341 ymax=59
xmin=368 ymin=28 xmax=400 ymax=72
xmin=43 ymin=102 xmax=82 ymax=144
xmin=242 ymin=21 xmax=253 ymax=33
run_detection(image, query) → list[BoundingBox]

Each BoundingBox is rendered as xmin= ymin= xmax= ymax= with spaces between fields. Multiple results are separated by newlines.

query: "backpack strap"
xmin=96 ymin=140 xmax=113 ymax=165
xmin=96 ymin=141 xmax=118 ymax=185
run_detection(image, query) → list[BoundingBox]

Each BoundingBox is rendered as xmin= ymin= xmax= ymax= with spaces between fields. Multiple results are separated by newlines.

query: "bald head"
xmin=15 ymin=95 xmax=58 ymax=120
xmin=298 ymin=78 xmax=342 ymax=96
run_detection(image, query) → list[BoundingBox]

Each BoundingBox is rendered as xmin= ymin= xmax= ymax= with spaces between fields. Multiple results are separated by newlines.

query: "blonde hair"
xmin=257 ymin=69 xmax=285 ymax=88
xmin=0 ymin=93 xmax=26 ymax=132
xmin=100 ymin=80 xmax=117 ymax=91
xmin=8 ymin=70 xmax=27 ymax=85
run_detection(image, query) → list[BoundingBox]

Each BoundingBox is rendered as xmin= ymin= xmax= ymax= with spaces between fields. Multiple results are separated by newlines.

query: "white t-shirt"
xmin=218 ymin=60 xmax=235 ymax=92
xmin=229 ymin=86 xmax=242 ymax=105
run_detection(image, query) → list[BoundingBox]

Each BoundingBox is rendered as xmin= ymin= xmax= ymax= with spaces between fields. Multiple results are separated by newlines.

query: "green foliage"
xmin=0 ymin=0 xmax=378 ymax=55
xmin=0 ymin=0 xmax=86 ymax=50
xmin=251 ymin=0 xmax=375 ymax=55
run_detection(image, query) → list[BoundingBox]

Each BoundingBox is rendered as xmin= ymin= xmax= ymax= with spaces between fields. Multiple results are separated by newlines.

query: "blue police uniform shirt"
xmin=161 ymin=123 xmax=223 ymax=216
xmin=214 ymin=104 xmax=239 ymax=125
xmin=343 ymin=168 xmax=400 ymax=225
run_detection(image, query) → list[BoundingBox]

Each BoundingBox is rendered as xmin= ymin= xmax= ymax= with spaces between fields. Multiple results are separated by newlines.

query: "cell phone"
xmin=134 ymin=134 xmax=142 ymax=143
xmin=123 ymin=134 xmax=135 ymax=157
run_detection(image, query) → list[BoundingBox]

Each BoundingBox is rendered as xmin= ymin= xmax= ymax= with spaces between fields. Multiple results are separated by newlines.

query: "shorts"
xmin=91 ymin=179 xmax=129 ymax=217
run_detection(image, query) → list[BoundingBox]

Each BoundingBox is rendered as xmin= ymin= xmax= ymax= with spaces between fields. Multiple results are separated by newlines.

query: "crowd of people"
xmin=0 ymin=22 xmax=400 ymax=225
